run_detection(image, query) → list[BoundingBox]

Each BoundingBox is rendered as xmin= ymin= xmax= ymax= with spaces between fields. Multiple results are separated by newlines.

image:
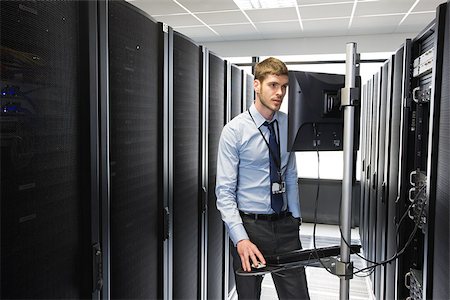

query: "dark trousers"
xmin=231 ymin=214 xmax=310 ymax=300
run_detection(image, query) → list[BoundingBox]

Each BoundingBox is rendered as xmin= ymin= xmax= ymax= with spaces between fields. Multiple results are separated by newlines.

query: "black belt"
xmin=239 ymin=210 xmax=291 ymax=221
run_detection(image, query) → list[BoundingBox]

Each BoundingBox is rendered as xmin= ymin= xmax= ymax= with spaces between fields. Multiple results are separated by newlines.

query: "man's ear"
xmin=254 ymin=79 xmax=261 ymax=94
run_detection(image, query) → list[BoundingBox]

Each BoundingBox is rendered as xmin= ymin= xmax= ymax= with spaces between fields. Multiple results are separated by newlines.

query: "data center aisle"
xmin=261 ymin=223 xmax=374 ymax=300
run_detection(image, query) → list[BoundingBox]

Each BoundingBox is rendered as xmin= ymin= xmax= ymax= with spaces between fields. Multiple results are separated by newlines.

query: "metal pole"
xmin=340 ymin=42 xmax=358 ymax=300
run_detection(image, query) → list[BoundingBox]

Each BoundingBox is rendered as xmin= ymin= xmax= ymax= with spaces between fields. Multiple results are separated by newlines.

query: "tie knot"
xmin=264 ymin=121 xmax=275 ymax=133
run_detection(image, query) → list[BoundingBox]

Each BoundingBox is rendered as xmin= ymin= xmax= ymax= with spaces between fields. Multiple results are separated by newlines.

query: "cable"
xmin=308 ymin=122 xmax=428 ymax=278
xmin=337 ymin=183 xmax=427 ymax=276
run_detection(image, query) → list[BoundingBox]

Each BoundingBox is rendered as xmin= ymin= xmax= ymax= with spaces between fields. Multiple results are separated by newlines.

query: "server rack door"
xmin=375 ymin=61 xmax=392 ymax=300
xmin=245 ymin=73 xmax=254 ymax=110
xmin=108 ymin=1 xmax=162 ymax=298
xmin=368 ymin=72 xmax=381 ymax=288
xmin=385 ymin=46 xmax=405 ymax=300
xmin=427 ymin=3 xmax=449 ymax=299
xmin=230 ymin=65 xmax=243 ymax=119
xmin=359 ymin=83 xmax=367 ymax=245
xmin=398 ymin=27 xmax=436 ymax=299
xmin=172 ymin=31 xmax=201 ymax=299
xmin=362 ymin=79 xmax=374 ymax=252
xmin=207 ymin=53 xmax=226 ymax=300
xmin=1 ymin=1 xmax=92 ymax=298
xmin=396 ymin=38 xmax=414 ymax=300
xmin=228 ymin=63 xmax=246 ymax=298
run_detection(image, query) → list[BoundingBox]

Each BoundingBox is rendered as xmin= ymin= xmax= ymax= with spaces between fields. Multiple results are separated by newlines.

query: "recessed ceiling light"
xmin=233 ymin=0 xmax=297 ymax=10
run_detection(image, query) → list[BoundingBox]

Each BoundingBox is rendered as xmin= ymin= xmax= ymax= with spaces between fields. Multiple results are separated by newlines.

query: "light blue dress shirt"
xmin=215 ymin=104 xmax=301 ymax=246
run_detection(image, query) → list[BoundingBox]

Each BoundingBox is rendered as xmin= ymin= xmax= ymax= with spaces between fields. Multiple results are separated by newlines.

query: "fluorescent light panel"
xmin=233 ymin=0 xmax=297 ymax=10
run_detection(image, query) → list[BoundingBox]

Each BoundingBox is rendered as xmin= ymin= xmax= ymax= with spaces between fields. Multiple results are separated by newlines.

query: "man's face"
xmin=254 ymin=74 xmax=289 ymax=113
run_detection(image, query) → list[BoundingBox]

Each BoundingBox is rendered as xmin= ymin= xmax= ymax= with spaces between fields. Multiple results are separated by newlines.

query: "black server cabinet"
xmin=396 ymin=23 xmax=436 ymax=300
xmin=425 ymin=3 xmax=449 ymax=299
xmin=172 ymin=31 xmax=202 ymax=299
xmin=374 ymin=61 xmax=393 ymax=300
xmin=244 ymin=73 xmax=254 ymax=110
xmin=368 ymin=72 xmax=381 ymax=288
xmin=361 ymin=78 xmax=374 ymax=254
xmin=227 ymin=63 xmax=246 ymax=298
xmin=207 ymin=52 xmax=227 ymax=300
xmin=396 ymin=3 xmax=450 ymax=297
xmin=384 ymin=44 xmax=407 ymax=300
xmin=108 ymin=1 xmax=163 ymax=299
xmin=231 ymin=65 xmax=243 ymax=119
xmin=0 ymin=1 xmax=93 ymax=298
xmin=359 ymin=83 xmax=368 ymax=248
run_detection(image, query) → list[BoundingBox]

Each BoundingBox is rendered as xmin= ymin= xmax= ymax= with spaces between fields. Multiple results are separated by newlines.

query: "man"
xmin=216 ymin=57 xmax=310 ymax=299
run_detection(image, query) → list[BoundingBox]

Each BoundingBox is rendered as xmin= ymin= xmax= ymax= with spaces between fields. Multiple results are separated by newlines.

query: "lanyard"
xmin=248 ymin=110 xmax=282 ymax=178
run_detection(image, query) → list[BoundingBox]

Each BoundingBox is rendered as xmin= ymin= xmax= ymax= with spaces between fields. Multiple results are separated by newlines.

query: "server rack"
xmin=421 ymin=3 xmax=448 ymax=299
xmin=360 ymin=3 xmax=450 ymax=299
xmin=230 ymin=65 xmax=243 ymax=119
xmin=368 ymin=71 xmax=381 ymax=290
xmin=428 ymin=3 xmax=450 ymax=299
xmin=206 ymin=52 xmax=227 ymax=300
xmin=1 ymin=1 xmax=94 ymax=298
xmin=171 ymin=31 xmax=202 ymax=300
xmin=243 ymin=72 xmax=254 ymax=110
xmin=107 ymin=1 xmax=163 ymax=298
xmin=226 ymin=62 xmax=246 ymax=299
xmin=374 ymin=60 xmax=394 ymax=300
xmin=397 ymin=17 xmax=437 ymax=300
xmin=384 ymin=44 xmax=407 ymax=300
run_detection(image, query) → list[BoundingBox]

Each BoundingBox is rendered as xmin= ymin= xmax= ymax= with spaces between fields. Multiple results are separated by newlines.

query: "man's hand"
xmin=236 ymin=239 xmax=266 ymax=272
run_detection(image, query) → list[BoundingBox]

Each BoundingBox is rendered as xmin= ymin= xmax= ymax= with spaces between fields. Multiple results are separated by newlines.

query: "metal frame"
xmin=97 ymin=1 xmax=110 ymax=299
xmin=87 ymin=1 xmax=101 ymax=298
xmin=200 ymin=45 xmax=210 ymax=300
xmin=339 ymin=42 xmax=358 ymax=300
xmin=161 ymin=23 xmax=174 ymax=300
xmin=423 ymin=3 xmax=447 ymax=299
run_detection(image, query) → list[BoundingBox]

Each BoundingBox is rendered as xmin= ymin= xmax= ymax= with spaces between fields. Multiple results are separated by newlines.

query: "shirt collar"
xmin=249 ymin=103 xmax=279 ymax=128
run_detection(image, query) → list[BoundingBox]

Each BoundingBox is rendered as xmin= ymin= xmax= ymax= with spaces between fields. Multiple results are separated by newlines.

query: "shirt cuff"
xmin=229 ymin=223 xmax=249 ymax=246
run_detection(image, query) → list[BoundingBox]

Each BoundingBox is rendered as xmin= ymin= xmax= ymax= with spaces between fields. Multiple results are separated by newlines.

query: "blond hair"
xmin=254 ymin=57 xmax=288 ymax=82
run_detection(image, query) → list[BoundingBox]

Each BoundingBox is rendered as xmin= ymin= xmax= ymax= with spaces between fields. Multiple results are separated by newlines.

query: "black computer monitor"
xmin=287 ymin=70 xmax=360 ymax=151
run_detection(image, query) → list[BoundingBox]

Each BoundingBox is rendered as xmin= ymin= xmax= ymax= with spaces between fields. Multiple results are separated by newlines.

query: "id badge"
xmin=272 ymin=181 xmax=285 ymax=194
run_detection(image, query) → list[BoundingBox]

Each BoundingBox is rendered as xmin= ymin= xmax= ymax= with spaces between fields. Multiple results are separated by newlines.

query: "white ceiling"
xmin=127 ymin=0 xmax=445 ymax=44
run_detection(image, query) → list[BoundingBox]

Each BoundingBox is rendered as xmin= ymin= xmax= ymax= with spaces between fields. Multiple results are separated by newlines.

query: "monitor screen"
xmin=287 ymin=70 xmax=360 ymax=151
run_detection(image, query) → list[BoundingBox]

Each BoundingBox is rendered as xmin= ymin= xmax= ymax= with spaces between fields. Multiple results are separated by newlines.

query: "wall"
xmin=204 ymin=33 xmax=414 ymax=57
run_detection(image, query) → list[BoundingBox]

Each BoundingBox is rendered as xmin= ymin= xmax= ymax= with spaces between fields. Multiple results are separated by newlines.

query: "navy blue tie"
xmin=264 ymin=121 xmax=283 ymax=213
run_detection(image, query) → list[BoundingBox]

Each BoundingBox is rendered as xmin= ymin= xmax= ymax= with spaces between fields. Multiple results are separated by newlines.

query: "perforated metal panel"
xmin=207 ymin=52 xmax=226 ymax=300
xmin=172 ymin=31 xmax=201 ymax=300
xmin=108 ymin=1 xmax=162 ymax=298
xmin=231 ymin=65 xmax=242 ymax=119
xmin=431 ymin=3 xmax=449 ymax=299
xmin=245 ymin=73 xmax=254 ymax=110
xmin=0 ymin=1 xmax=91 ymax=298
xmin=374 ymin=62 xmax=392 ymax=300
xmin=385 ymin=46 xmax=405 ymax=300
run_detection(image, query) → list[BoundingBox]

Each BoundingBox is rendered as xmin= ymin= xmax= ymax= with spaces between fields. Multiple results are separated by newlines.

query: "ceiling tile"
xmin=195 ymin=11 xmax=248 ymax=24
xmin=174 ymin=26 xmax=222 ymax=42
xmin=299 ymin=0 xmax=355 ymax=5
xmin=355 ymin=0 xmax=414 ymax=16
xmin=245 ymin=7 xmax=298 ymax=22
xmin=397 ymin=11 xmax=436 ymax=32
xmin=211 ymin=23 xmax=261 ymax=39
xmin=178 ymin=0 xmax=240 ymax=12
xmin=127 ymin=0 xmax=185 ymax=15
xmin=154 ymin=14 xmax=202 ymax=27
xmin=349 ymin=15 xmax=402 ymax=35
xmin=413 ymin=0 xmax=446 ymax=12
xmin=300 ymin=3 xmax=353 ymax=19
xmin=302 ymin=19 xmax=350 ymax=36
xmin=256 ymin=21 xmax=302 ymax=39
